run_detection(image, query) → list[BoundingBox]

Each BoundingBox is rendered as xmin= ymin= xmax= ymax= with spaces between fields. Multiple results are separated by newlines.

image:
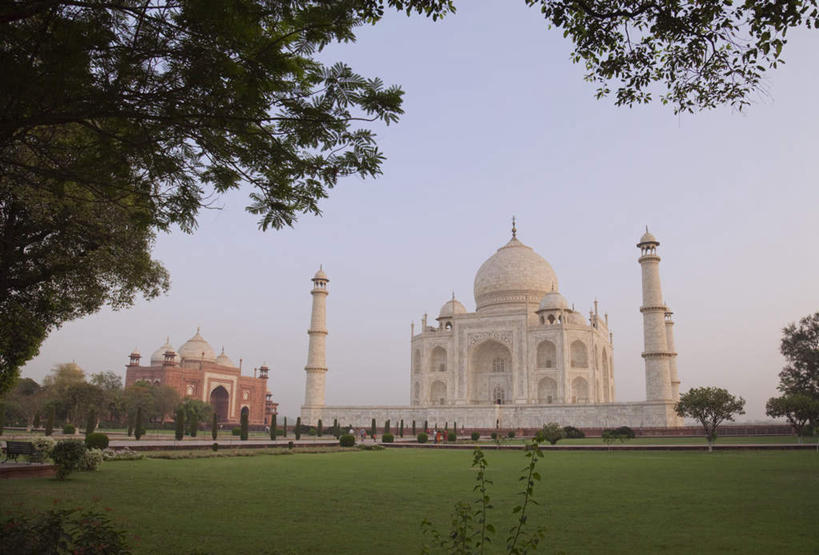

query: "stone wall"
xmin=303 ymin=400 xmax=681 ymax=429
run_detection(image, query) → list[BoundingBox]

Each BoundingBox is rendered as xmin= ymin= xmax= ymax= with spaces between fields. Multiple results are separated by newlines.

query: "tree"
xmin=181 ymin=399 xmax=212 ymax=437
xmin=270 ymin=414 xmax=277 ymax=440
xmin=766 ymin=394 xmax=819 ymax=442
xmin=240 ymin=410 xmax=249 ymax=441
xmin=134 ymin=406 xmax=145 ymax=440
xmin=295 ymin=417 xmax=302 ymax=440
xmin=175 ymin=407 xmax=185 ymax=441
xmin=152 ymin=385 xmax=181 ymax=426
xmin=675 ymin=387 xmax=746 ymax=452
xmin=45 ymin=405 xmax=55 ymax=436
xmin=90 ymin=371 xmax=125 ymax=425
xmin=0 ymin=1 xmax=450 ymax=394
xmin=212 ymin=412 xmax=219 ymax=441
xmin=123 ymin=381 xmax=156 ymax=424
xmin=778 ymin=312 xmax=819 ymax=400
xmin=84 ymin=409 xmax=96 ymax=436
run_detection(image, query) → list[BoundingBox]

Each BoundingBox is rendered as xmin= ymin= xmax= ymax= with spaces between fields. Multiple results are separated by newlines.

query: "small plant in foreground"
xmin=30 ymin=436 xmax=56 ymax=462
xmin=471 ymin=431 xmax=480 ymax=441
xmin=382 ymin=432 xmax=394 ymax=443
xmin=80 ymin=448 xmax=104 ymax=471
xmin=417 ymin=432 xmax=428 ymax=444
xmin=0 ymin=507 xmax=129 ymax=554
xmin=339 ymin=434 xmax=356 ymax=447
xmin=421 ymin=440 xmax=546 ymax=554
xmin=62 ymin=424 xmax=75 ymax=435
xmin=52 ymin=440 xmax=86 ymax=480
xmin=85 ymin=432 xmax=109 ymax=450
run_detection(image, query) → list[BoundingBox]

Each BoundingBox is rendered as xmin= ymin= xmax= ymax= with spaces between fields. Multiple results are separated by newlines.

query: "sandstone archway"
xmin=210 ymin=386 xmax=229 ymax=422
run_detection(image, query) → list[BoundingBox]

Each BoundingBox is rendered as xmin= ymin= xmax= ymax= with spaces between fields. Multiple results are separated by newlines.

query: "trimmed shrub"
xmin=52 ymin=440 xmax=86 ymax=480
xmin=371 ymin=418 xmax=376 ymax=437
xmin=399 ymin=419 xmax=404 ymax=438
xmin=282 ymin=416 xmax=287 ymax=438
xmin=287 ymin=441 xmax=294 ymax=449
xmin=33 ymin=411 xmax=41 ymax=429
xmin=45 ymin=406 xmax=55 ymax=436
xmin=134 ymin=407 xmax=145 ymax=440
xmin=30 ymin=436 xmax=56 ymax=462
xmin=240 ymin=410 xmax=249 ymax=440
xmin=563 ymin=426 xmax=585 ymax=439
xmin=85 ymin=409 xmax=96 ymax=436
xmin=232 ymin=427 xmax=241 ymax=436
xmin=339 ymin=434 xmax=356 ymax=447
xmin=85 ymin=432 xmax=109 ymax=450
xmin=317 ymin=419 xmax=323 ymax=437
xmin=385 ymin=419 xmax=391 ymax=435
xmin=447 ymin=431 xmax=456 ymax=442
xmin=80 ymin=448 xmax=104 ymax=471
xmin=295 ymin=417 xmax=302 ymax=440
xmin=62 ymin=424 xmax=76 ymax=435
xmin=417 ymin=432 xmax=428 ymax=444
xmin=270 ymin=414 xmax=277 ymax=440
xmin=490 ymin=432 xmax=498 ymax=440
xmin=175 ymin=408 xmax=185 ymax=441
xmin=412 ymin=420 xmax=416 ymax=435
xmin=382 ymin=432 xmax=394 ymax=443
xmin=507 ymin=431 xmax=515 ymax=438
xmin=423 ymin=420 xmax=428 ymax=433
xmin=212 ymin=442 xmax=219 ymax=452
xmin=471 ymin=431 xmax=480 ymax=441
xmin=126 ymin=415 xmax=133 ymax=437
xmin=212 ymin=413 xmax=218 ymax=441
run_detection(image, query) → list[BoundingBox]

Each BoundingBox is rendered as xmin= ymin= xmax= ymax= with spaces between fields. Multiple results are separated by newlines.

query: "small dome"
xmin=538 ymin=291 xmax=569 ymax=311
xmin=565 ymin=311 xmax=587 ymax=326
xmin=150 ymin=338 xmax=178 ymax=365
xmin=474 ymin=236 xmax=558 ymax=312
xmin=638 ymin=228 xmax=658 ymax=245
xmin=438 ymin=298 xmax=467 ymax=318
xmin=313 ymin=266 xmax=328 ymax=281
xmin=178 ymin=328 xmax=217 ymax=363
xmin=215 ymin=347 xmax=235 ymax=368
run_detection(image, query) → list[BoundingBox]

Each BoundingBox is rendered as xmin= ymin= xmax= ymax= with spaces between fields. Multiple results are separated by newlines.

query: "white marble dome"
xmin=178 ymin=328 xmax=217 ymax=363
xmin=150 ymin=338 xmax=178 ymax=365
xmin=215 ymin=347 xmax=235 ymax=368
xmin=474 ymin=237 xmax=558 ymax=312
xmin=438 ymin=298 xmax=467 ymax=318
xmin=538 ymin=290 xmax=569 ymax=311
xmin=638 ymin=229 xmax=658 ymax=244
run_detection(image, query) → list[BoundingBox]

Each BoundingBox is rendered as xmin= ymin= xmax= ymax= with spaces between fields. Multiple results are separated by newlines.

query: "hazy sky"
xmin=20 ymin=3 xmax=819 ymax=420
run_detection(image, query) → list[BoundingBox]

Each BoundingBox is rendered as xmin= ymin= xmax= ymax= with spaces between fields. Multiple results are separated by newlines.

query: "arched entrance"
xmin=210 ymin=386 xmax=229 ymax=422
xmin=469 ymin=339 xmax=512 ymax=403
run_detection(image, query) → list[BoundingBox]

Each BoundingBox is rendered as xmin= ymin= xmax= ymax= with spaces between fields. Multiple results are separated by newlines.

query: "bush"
xmin=471 ymin=431 xmax=480 ymax=441
xmin=212 ymin=442 xmax=219 ymax=452
xmin=447 ymin=431 xmax=456 ymax=442
xmin=563 ymin=426 xmax=585 ymax=439
xmin=339 ymin=434 xmax=356 ymax=447
xmin=30 ymin=436 xmax=56 ymax=462
xmin=212 ymin=413 xmax=218 ymax=441
xmin=295 ymin=417 xmax=302 ymax=440
xmin=614 ymin=426 xmax=636 ymax=439
xmin=101 ymin=447 xmax=143 ymax=461
xmin=84 ymin=409 xmax=96 ymax=436
xmin=134 ymin=407 xmax=145 ymax=440
xmin=240 ymin=410 xmax=249 ymax=441
xmin=175 ymin=408 xmax=185 ymax=441
xmin=417 ymin=432 xmax=428 ymax=444
xmin=287 ymin=441 xmax=294 ymax=449
xmin=232 ymin=427 xmax=241 ymax=436
xmin=0 ymin=507 xmax=129 ymax=554
xmin=382 ymin=432 xmax=394 ymax=443
xmin=490 ymin=432 xmax=497 ymax=440
xmin=80 ymin=448 xmax=104 ymax=471
xmin=85 ymin=432 xmax=109 ymax=450
xmin=52 ymin=440 xmax=86 ymax=480
xmin=507 ymin=431 xmax=515 ymax=438
xmin=62 ymin=424 xmax=76 ymax=435
xmin=539 ymin=422 xmax=565 ymax=445
xmin=45 ymin=406 xmax=55 ymax=436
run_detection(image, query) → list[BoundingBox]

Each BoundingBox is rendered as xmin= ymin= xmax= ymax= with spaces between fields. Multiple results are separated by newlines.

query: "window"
xmin=492 ymin=358 xmax=505 ymax=372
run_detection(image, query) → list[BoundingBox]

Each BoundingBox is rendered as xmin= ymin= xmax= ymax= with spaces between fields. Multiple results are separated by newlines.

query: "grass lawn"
xmin=481 ymin=435 xmax=819 ymax=445
xmin=1 ymin=449 xmax=818 ymax=554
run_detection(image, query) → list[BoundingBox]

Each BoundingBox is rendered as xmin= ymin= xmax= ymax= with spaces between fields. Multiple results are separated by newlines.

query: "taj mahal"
xmin=301 ymin=223 xmax=684 ymax=429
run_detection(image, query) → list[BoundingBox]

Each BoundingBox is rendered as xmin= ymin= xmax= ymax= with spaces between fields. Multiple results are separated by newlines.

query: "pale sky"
xmin=20 ymin=3 xmax=819 ymax=421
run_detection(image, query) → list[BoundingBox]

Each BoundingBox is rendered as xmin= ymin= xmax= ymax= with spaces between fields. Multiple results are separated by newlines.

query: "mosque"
xmin=124 ymin=329 xmax=276 ymax=426
xmin=301 ymin=224 xmax=683 ymax=429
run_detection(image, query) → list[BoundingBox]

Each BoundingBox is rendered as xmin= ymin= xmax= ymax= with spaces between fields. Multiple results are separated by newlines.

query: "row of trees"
xmin=0 ymin=362 xmax=213 ymax=432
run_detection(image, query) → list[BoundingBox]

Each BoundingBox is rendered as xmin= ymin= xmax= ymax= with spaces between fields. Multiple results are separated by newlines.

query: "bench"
xmin=2 ymin=441 xmax=35 ymax=464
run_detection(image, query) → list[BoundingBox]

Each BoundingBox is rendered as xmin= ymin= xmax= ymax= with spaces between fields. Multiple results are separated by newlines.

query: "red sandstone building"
xmin=125 ymin=329 xmax=276 ymax=426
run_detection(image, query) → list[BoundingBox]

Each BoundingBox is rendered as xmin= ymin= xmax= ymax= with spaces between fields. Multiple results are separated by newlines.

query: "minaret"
xmin=637 ymin=228 xmax=672 ymax=401
xmin=303 ymin=266 xmax=329 ymax=423
xmin=664 ymin=309 xmax=680 ymax=401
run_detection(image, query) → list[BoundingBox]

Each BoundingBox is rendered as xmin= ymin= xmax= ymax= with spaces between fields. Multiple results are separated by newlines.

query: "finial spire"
xmin=512 ymin=216 xmax=517 ymax=239
xmin=645 ymin=225 xmax=649 ymax=233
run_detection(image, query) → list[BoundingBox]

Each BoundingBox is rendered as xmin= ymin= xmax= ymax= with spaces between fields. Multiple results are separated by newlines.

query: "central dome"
xmin=178 ymin=328 xmax=217 ymax=363
xmin=474 ymin=237 xmax=558 ymax=312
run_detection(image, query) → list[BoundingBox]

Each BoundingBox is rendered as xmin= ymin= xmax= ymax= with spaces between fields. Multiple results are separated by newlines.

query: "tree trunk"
xmin=707 ymin=441 xmax=713 ymax=453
